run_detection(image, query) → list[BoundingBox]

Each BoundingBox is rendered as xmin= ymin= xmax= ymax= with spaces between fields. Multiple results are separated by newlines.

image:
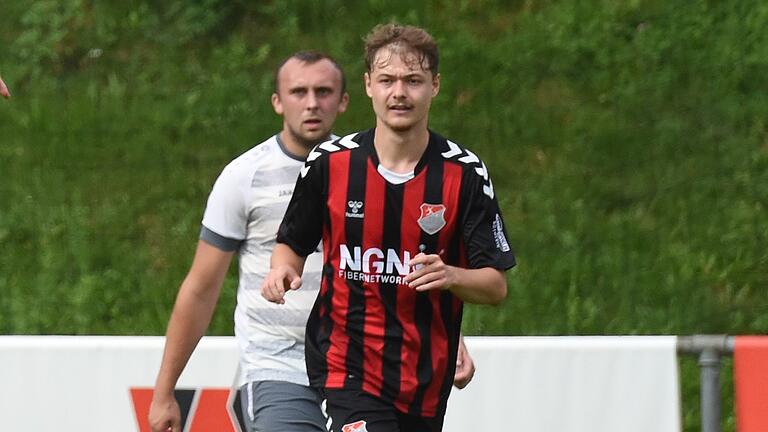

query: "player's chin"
xmin=300 ymin=129 xmax=330 ymax=143
xmin=387 ymin=121 xmax=416 ymax=132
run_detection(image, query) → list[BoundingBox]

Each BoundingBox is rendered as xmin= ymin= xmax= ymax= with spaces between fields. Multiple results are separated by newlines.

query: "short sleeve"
xmin=460 ymin=164 xmax=516 ymax=270
xmin=276 ymin=150 xmax=326 ymax=257
xmin=201 ymin=162 xmax=249 ymax=242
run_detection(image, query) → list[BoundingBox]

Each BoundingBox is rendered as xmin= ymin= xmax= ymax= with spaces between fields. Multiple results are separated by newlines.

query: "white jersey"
xmin=201 ymin=134 xmax=327 ymax=386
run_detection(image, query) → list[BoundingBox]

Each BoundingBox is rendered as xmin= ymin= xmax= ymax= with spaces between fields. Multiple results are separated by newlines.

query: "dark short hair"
xmin=364 ymin=24 xmax=439 ymax=76
xmin=273 ymin=50 xmax=347 ymax=95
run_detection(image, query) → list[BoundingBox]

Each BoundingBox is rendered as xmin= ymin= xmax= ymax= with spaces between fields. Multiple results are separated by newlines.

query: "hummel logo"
xmin=345 ymin=200 xmax=364 ymax=219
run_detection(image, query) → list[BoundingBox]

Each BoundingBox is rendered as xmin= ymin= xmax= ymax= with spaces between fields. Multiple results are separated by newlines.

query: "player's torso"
xmin=235 ymin=139 xmax=323 ymax=340
xmin=317 ymin=144 xmax=466 ymax=383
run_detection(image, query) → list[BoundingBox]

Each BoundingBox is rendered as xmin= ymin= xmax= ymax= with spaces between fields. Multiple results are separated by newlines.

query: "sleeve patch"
xmin=492 ymin=214 xmax=511 ymax=252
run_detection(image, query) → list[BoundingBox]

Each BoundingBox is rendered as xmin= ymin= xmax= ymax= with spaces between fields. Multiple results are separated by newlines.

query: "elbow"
xmin=486 ymin=278 xmax=507 ymax=306
xmin=488 ymin=286 xmax=507 ymax=305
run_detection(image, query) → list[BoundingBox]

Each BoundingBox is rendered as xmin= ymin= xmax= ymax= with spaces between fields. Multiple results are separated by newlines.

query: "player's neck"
xmin=373 ymin=123 xmax=429 ymax=174
xmin=279 ymin=130 xmax=322 ymax=159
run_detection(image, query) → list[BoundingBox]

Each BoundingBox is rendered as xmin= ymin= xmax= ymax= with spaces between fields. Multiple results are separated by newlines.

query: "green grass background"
xmin=1 ymin=1 xmax=767 ymax=430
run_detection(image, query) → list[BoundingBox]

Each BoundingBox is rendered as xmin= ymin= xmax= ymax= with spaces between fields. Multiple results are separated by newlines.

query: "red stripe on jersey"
xmin=396 ymin=167 xmax=428 ymax=409
xmin=325 ymin=151 xmax=352 ymax=388
xmin=361 ymin=159 xmax=387 ymax=397
xmin=420 ymin=161 xmax=465 ymax=414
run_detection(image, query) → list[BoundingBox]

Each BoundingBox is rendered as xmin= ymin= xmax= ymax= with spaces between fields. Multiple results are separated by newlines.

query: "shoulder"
xmin=299 ymin=130 xmax=370 ymax=179
xmin=434 ymin=134 xmax=496 ymax=199
xmin=218 ymin=135 xmax=280 ymax=181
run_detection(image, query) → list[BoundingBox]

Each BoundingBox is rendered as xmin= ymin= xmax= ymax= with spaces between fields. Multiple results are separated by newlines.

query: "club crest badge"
xmin=418 ymin=203 xmax=447 ymax=235
xmin=342 ymin=420 xmax=368 ymax=432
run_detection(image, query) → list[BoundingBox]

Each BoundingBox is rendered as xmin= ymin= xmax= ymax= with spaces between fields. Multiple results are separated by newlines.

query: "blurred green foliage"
xmin=1 ymin=1 xmax=767 ymax=430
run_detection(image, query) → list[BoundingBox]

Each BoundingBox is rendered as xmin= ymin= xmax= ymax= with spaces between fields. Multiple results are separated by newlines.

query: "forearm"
xmin=154 ymin=276 xmax=223 ymax=394
xmin=446 ymin=266 xmax=507 ymax=305
xmin=271 ymin=242 xmax=307 ymax=274
xmin=154 ymin=241 xmax=232 ymax=395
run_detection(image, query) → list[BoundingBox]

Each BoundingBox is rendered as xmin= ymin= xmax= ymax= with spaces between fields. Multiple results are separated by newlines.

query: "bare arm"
xmin=405 ymin=253 xmax=507 ymax=305
xmin=453 ymin=334 xmax=476 ymax=389
xmin=149 ymin=240 xmax=234 ymax=432
xmin=261 ymin=242 xmax=307 ymax=304
xmin=0 ymin=75 xmax=10 ymax=99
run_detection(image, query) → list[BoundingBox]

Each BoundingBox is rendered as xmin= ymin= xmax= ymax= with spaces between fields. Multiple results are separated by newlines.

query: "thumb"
xmin=289 ymin=275 xmax=302 ymax=290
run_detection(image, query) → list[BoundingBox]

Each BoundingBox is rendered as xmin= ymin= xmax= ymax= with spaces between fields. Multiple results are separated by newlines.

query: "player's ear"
xmin=271 ymin=93 xmax=283 ymax=115
xmin=364 ymin=72 xmax=373 ymax=98
xmin=338 ymin=92 xmax=350 ymax=113
xmin=432 ymin=73 xmax=441 ymax=97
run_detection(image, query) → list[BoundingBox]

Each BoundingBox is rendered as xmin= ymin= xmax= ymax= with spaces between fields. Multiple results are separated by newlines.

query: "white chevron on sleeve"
xmin=483 ymin=177 xmax=495 ymax=199
xmin=300 ymin=165 xmax=311 ymax=178
xmin=319 ymin=141 xmax=340 ymax=152
xmin=475 ymin=161 xmax=489 ymax=180
xmin=339 ymin=133 xmax=360 ymax=149
xmin=441 ymin=140 xmax=462 ymax=158
xmin=459 ymin=148 xmax=480 ymax=164
xmin=306 ymin=149 xmax=322 ymax=163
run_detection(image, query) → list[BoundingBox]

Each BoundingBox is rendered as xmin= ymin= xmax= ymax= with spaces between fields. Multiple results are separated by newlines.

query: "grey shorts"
xmin=239 ymin=380 xmax=327 ymax=432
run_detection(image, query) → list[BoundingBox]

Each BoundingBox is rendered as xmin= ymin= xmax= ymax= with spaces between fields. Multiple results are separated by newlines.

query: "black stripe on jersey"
xmin=343 ymin=148 xmax=368 ymax=389
xmin=409 ymin=156 xmax=444 ymax=416
xmin=380 ymin=182 xmax=404 ymax=402
xmin=311 ymin=157 xmax=334 ymax=385
xmin=436 ymin=292 xmax=461 ymax=416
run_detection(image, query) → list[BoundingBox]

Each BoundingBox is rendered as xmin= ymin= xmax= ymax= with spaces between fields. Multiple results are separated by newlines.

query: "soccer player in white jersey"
xmin=149 ymin=51 xmax=475 ymax=432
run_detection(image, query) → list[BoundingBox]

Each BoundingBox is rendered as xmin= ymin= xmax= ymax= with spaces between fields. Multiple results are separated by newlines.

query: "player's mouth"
xmin=304 ymin=118 xmax=323 ymax=128
xmin=388 ymin=104 xmax=412 ymax=113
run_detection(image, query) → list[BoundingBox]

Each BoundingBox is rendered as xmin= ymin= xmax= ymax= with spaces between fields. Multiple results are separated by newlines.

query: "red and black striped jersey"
xmin=277 ymin=129 xmax=515 ymax=418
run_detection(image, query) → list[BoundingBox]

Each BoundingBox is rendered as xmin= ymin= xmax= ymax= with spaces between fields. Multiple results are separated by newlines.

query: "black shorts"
xmin=324 ymin=389 xmax=444 ymax=432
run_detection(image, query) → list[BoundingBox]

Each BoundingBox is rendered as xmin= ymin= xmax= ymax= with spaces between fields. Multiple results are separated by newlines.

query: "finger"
xmin=410 ymin=270 xmax=443 ymax=290
xmin=289 ymin=278 xmax=302 ymax=290
xmin=414 ymin=277 xmax=445 ymax=292
xmin=408 ymin=252 xmax=428 ymax=266
xmin=406 ymin=255 xmax=434 ymax=283
xmin=261 ymin=280 xmax=285 ymax=303
xmin=268 ymin=284 xmax=285 ymax=304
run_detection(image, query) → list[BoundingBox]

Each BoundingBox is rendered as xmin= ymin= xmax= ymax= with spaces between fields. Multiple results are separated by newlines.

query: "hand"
xmin=405 ymin=252 xmax=455 ymax=292
xmin=0 ymin=75 xmax=10 ymax=99
xmin=453 ymin=337 xmax=475 ymax=389
xmin=148 ymin=392 xmax=181 ymax=432
xmin=261 ymin=265 xmax=302 ymax=304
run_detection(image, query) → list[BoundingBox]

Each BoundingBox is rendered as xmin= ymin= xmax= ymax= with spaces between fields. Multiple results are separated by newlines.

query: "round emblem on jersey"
xmin=342 ymin=420 xmax=368 ymax=432
xmin=418 ymin=203 xmax=447 ymax=235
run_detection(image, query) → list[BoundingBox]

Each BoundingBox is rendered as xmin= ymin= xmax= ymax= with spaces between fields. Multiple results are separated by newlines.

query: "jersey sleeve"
xmin=460 ymin=161 xmax=516 ymax=270
xmin=200 ymin=161 xmax=249 ymax=250
xmin=276 ymin=149 xmax=326 ymax=257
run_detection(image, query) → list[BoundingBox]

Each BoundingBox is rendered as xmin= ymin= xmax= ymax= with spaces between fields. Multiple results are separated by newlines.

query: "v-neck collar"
xmin=358 ymin=128 xmax=440 ymax=179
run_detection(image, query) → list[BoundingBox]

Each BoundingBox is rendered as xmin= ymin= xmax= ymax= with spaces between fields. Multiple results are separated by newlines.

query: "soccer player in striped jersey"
xmin=149 ymin=50 xmax=476 ymax=432
xmin=263 ymin=25 xmax=515 ymax=432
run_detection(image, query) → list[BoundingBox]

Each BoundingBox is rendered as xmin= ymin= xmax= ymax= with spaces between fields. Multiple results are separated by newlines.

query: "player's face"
xmin=364 ymin=47 xmax=440 ymax=133
xmin=272 ymin=58 xmax=349 ymax=150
